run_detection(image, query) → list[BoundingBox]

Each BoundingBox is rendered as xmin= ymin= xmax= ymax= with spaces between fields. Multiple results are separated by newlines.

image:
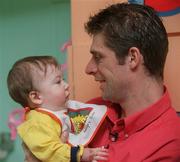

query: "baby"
xmin=7 ymin=56 xmax=108 ymax=162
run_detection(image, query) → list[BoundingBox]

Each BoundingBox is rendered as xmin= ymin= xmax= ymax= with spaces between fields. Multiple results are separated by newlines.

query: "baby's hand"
xmin=82 ymin=147 xmax=108 ymax=162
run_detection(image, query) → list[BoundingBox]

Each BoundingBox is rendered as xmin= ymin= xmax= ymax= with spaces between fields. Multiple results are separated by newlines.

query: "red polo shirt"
xmin=88 ymin=89 xmax=180 ymax=162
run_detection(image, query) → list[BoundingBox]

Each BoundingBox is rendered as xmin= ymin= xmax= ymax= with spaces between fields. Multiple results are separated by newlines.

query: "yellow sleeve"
xmin=77 ymin=145 xmax=84 ymax=162
xmin=18 ymin=112 xmax=71 ymax=162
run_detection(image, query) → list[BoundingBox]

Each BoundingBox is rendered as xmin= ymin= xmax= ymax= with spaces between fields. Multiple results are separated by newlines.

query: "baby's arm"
xmin=18 ymin=116 xmax=75 ymax=162
xmin=22 ymin=131 xmax=74 ymax=162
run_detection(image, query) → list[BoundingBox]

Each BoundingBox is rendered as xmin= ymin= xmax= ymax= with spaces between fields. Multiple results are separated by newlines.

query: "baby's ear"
xmin=29 ymin=91 xmax=43 ymax=105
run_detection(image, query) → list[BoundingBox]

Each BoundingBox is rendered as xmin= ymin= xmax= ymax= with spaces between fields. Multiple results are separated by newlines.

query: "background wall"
xmin=0 ymin=0 xmax=70 ymax=161
xmin=163 ymin=15 xmax=180 ymax=111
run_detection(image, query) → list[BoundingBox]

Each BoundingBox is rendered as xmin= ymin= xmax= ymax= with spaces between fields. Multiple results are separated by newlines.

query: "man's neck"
xmin=120 ymin=79 xmax=164 ymax=117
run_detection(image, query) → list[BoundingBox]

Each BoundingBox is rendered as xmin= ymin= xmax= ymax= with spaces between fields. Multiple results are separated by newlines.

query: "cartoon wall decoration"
xmin=60 ymin=39 xmax=72 ymax=73
xmin=128 ymin=0 xmax=144 ymax=5
xmin=128 ymin=0 xmax=180 ymax=17
xmin=145 ymin=0 xmax=180 ymax=17
xmin=8 ymin=109 xmax=25 ymax=140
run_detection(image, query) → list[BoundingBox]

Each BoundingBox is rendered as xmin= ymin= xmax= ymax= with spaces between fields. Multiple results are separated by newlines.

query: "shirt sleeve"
xmin=18 ymin=115 xmax=84 ymax=162
xmin=144 ymin=140 xmax=180 ymax=162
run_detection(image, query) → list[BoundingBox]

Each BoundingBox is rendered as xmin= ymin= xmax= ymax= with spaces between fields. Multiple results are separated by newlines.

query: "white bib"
xmin=38 ymin=100 xmax=107 ymax=146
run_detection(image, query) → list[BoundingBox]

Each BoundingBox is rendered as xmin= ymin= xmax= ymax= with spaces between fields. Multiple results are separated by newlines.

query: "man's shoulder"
xmin=86 ymin=97 xmax=121 ymax=117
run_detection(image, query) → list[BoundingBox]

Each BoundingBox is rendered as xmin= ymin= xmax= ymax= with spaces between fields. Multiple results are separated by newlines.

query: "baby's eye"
xmin=56 ymin=80 xmax=61 ymax=84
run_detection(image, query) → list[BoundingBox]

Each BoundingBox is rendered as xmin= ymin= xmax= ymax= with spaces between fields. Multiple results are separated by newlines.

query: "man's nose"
xmin=85 ymin=59 xmax=97 ymax=75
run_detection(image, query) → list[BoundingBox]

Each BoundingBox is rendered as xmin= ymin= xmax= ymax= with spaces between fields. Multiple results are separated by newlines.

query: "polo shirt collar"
xmin=119 ymin=88 xmax=171 ymax=136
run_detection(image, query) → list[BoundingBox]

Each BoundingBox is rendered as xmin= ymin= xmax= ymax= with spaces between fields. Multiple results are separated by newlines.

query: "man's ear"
xmin=29 ymin=91 xmax=43 ymax=105
xmin=127 ymin=47 xmax=143 ymax=70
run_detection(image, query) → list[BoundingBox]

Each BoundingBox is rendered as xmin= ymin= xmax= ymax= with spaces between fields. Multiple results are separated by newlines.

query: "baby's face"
xmin=35 ymin=65 xmax=70 ymax=111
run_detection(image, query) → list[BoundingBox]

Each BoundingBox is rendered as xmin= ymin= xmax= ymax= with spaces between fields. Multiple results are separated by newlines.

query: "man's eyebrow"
xmin=90 ymin=49 xmax=95 ymax=54
xmin=90 ymin=49 xmax=99 ymax=55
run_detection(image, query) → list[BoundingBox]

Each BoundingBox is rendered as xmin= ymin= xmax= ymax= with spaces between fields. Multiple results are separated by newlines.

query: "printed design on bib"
xmin=67 ymin=107 xmax=93 ymax=134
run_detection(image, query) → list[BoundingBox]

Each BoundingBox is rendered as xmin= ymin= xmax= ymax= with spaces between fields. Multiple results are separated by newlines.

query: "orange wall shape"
xmin=163 ymin=14 xmax=180 ymax=111
xmin=164 ymin=36 xmax=180 ymax=111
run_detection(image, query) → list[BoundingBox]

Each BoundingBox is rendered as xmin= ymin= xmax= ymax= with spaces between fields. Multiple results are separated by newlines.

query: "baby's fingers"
xmin=93 ymin=148 xmax=109 ymax=161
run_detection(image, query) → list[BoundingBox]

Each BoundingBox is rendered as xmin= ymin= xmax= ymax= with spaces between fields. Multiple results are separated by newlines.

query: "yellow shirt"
xmin=17 ymin=110 xmax=83 ymax=162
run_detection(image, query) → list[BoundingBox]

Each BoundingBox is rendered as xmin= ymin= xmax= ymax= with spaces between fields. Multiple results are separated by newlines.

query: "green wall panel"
xmin=0 ymin=0 xmax=70 ymax=161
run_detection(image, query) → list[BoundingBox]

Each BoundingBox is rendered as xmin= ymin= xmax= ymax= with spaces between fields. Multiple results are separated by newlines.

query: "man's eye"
xmin=94 ymin=55 xmax=101 ymax=62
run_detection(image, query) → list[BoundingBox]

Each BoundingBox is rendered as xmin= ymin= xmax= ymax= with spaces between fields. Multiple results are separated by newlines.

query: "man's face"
xmin=85 ymin=33 xmax=130 ymax=102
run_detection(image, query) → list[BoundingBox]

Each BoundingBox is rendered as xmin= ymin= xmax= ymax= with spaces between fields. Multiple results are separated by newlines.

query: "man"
xmin=24 ymin=3 xmax=180 ymax=162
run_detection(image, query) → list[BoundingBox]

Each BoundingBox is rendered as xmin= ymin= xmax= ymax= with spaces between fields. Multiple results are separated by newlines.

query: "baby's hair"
xmin=7 ymin=56 xmax=59 ymax=107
